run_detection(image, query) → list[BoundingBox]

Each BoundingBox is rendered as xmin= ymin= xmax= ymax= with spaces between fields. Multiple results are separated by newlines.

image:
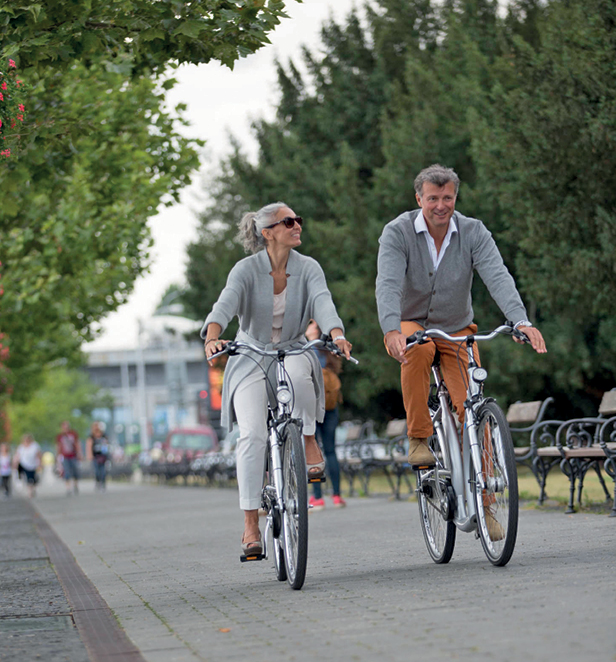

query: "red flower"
xmin=1 ymin=149 xmax=10 ymax=157
xmin=1 ymin=82 xmax=6 ymax=91
xmin=0 ymin=119 xmax=2 ymax=129
xmin=8 ymin=59 xmax=16 ymax=68
xmin=10 ymin=121 xmax=15 ymax=128
xmin=17 ymin=114 xmax=23 ymax=122
xmin=0 ymin=93 xmax=3 ymax=101
xmin=18 ymin=104 xmax=24 ymax=111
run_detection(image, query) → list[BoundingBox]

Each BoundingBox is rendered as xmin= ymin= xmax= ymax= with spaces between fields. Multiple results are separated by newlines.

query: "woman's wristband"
xmin=333 ymin=335 xmax=346 ymax=342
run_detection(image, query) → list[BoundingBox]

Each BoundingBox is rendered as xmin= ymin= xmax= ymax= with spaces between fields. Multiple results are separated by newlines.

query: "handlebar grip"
xmin=406 ymin=330 xmax=427 ymax=345
xmin=513 ymin=329 xmax=531 ymax=343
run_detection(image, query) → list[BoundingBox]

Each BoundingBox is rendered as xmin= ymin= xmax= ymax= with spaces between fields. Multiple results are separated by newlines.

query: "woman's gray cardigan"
xmin=200 ymin=249 xmax=344 ymax=434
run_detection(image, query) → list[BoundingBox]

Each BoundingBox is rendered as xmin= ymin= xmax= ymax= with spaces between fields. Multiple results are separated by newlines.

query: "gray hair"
xmin=414 ymin=164 xmax=460 ymax=197
xmin=237 ymin=202 xmax=289 ymax=254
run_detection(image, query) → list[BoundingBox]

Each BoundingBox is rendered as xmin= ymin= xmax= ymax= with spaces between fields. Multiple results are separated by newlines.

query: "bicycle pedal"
xmin=411 ymin=464 xmax=433 ymax=471
xmin=308 ymin=476 xmax=326 ymax=483
xmin=240 ymin=553 xmax=265 ymax=563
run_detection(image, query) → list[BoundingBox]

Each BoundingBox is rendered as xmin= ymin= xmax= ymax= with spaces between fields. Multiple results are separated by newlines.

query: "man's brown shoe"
xmin=484 ymin=509 xmax=505 ymax=541
xmin=408 ymin=437 xmax=435 ymax=467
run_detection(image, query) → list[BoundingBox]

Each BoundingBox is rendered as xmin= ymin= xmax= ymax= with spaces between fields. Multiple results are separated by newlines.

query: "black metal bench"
xmin=383 ymin=419 xmax=414 ymax=500
xmin=506 ymin=397 xmax=568 ymax=505
xmin=552 ymin=390 xmax=616 ymax=514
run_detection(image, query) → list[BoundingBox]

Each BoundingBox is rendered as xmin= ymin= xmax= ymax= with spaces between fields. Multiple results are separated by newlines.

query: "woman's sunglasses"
xmin=266 ymin=216 xmax=303 ymax=229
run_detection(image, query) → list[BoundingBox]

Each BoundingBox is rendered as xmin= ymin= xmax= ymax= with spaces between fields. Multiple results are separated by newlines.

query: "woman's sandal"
xmin=306 ymin=459 xmax=326 ymax=480
xmin=241 ymin=532 xmax=263 ymax=555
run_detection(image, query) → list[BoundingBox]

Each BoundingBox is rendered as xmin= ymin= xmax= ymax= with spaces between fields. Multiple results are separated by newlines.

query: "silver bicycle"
xmin=406 ymin=323 xmax=528 ymax=567
xmin=212 ymin=336 xmax=357 ymax=589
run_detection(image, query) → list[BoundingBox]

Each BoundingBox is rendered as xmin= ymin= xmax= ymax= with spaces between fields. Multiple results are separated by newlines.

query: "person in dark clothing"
xmin=306 ymin=320 xmax=346 ymax=510
xmin=87 ymin=422 xmax=109 ymax=492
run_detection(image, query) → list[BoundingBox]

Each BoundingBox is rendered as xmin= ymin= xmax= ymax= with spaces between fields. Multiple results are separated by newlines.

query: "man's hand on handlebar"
xmin=513 ymin=325 xmax=547 ymax=354
xmin=384 ymin=330 xmax=409 ymax=364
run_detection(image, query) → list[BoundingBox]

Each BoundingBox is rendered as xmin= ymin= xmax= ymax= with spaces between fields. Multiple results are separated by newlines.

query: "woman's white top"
xmin=0 ymin=454 xmax=11 ymax=476
xmin=18 ymin=442 xmax=40 ymax=471
xmin=271 ymin=288 xmax=287 ymax=343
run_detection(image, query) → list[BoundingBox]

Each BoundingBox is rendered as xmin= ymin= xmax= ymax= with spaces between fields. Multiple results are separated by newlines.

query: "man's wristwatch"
xmin=514 ymin=320 xmax=533 ymax=329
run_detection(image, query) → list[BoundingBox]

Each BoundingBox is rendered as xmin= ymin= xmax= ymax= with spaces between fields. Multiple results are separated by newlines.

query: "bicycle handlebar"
xmin=405 ymin=322 xmax=530 ymax=350
xmin=210 ymin=336 xmax=359 ymax=364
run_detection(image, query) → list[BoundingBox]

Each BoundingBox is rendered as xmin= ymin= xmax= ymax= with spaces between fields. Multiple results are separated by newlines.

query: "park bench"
xmin=337 ymin=421 xmax=402 ymax=498
xmin=506 ymin=397 xmax=564 ymax=504
xmin=507 ymin=397 xmax=554 ymax=466
xmin=552 ymin=390 xmax=616 ymax=514
xmin=354 ymin=421 xmax=398 ymax=498
xmin=384 ymin=418 xmax=415 ymax=500
xmin=337 ymin=422 xmax=366 ymax=497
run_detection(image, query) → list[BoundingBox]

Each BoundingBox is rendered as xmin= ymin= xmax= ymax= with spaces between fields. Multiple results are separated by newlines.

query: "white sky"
xmin=85 ymin=0 xmax=360 ymax=351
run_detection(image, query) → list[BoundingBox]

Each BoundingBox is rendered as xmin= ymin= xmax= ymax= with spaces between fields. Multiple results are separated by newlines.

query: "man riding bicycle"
xmin=376 ymin=164 xmax=547 ymax=468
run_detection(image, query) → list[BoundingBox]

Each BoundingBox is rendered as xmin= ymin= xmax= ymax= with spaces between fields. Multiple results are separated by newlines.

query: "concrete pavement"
xmin=4 ymin=473 xmax=616 ymax=662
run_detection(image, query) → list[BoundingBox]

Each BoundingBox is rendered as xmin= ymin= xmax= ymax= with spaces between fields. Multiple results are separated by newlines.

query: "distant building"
xmin=84 ymin=325 xmax=222 ymax=449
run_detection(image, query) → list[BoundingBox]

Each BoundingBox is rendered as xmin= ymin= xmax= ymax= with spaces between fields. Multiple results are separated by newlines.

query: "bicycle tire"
xmin=281 ymin=420 xmax=308 ymax=589
xmin=417 ymin=432 xmax=456 ymax=564
xmin=471 ymin=400 xmax=518 ymax=566
xmin=271 ymin=525 xmax=287 ymax=582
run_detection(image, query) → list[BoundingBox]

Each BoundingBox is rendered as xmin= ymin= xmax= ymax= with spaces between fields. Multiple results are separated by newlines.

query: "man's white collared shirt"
xmin=414 ymin=214 xmax=458 ymax=270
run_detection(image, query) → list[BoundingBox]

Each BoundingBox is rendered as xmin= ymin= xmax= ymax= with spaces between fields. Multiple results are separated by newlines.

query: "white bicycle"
xmin=407 ymin=323 xmax=529 ymax=567
xmin=212 ymin=336 xmax=357 ymax=589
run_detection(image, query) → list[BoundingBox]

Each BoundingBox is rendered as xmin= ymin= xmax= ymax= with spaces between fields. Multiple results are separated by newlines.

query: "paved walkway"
xmin=2 ymin=473 xmax=615 ymax=661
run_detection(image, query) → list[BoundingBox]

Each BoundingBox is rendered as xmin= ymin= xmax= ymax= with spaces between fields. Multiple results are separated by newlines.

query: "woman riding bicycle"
xmin=202 ymin=202 xmax=353 ymax=556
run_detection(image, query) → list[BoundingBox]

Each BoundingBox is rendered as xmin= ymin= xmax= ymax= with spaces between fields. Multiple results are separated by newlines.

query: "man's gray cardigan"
xmin=376 ymin=209 xmax=528 ymax=335
xmin=201 ymin=249 xmax=344 ymax=433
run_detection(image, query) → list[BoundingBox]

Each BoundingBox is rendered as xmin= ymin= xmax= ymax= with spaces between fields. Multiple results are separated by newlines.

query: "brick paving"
xmin=0 ymin=498 xmax=90 ymax=662
xmin=22 ymin=476 xmax=616 ymax=662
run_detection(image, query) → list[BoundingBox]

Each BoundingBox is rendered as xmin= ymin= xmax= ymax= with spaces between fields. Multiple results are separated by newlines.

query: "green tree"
xmin=0 ymin=63 xmax=200 ymax=398
xmin=470 ymin=0 xmax=616 ymax=413
xmin=8 ymin=365 xmax=110 ymax=447
xmin=184 ymin=0 xmax=614 ymax=423
xmin=1 ymin=1 xmax=302 ymax=75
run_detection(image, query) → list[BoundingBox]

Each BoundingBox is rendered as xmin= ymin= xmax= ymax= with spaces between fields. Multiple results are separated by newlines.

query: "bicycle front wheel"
xmin=471 ymin=401 xmax=518 ymax=566
xmin=417 ymin=433 xmax=456 ymax=564
xmin=271 ymin=527 xmax=287 ymax=582
xmin=281 ymin=420 xmax=308 ymax=589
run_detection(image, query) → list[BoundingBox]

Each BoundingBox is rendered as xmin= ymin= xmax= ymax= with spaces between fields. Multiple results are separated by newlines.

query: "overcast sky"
xmin=85 ymin=0 xmax=360 ymax=351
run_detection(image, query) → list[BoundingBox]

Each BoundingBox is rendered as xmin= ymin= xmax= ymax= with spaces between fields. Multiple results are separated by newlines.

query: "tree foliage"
xmin=0 ymin=63 xmax=201 ymax=398
xmin=182 ymin=0 xmax=616 ymax=424
xmin=1 ymin=1 xmax=301 ymax=75
xmin=7 ymin=365 xmax=110 ymax=446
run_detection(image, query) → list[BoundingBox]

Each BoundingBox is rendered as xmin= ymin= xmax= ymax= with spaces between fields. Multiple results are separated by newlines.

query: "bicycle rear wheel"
xmin=281 ymin=420 xmax=308 ymax=589
xmin=471 ymin=401 xmax=518 ymax=566
xmin=417 ymin=433 xmax=456 ymax=564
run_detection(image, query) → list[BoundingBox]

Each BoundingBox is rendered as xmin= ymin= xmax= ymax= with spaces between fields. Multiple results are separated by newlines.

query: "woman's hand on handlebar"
xmin=205 ymin=338 xmax=230 ymax=362
xmin=513 ymin=325 xmax=547 ymax=354
xmin=333 ymin=336 xmax=353 ymax=361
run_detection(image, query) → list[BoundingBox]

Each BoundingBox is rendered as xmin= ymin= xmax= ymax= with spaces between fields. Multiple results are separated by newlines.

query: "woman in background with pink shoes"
xmin=305 ymin=320 xmax=346 ymax=511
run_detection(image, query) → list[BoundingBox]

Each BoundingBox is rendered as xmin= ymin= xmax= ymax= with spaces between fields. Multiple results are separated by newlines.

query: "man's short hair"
xmin=414 ymin=164 xmax=460 ymax=196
